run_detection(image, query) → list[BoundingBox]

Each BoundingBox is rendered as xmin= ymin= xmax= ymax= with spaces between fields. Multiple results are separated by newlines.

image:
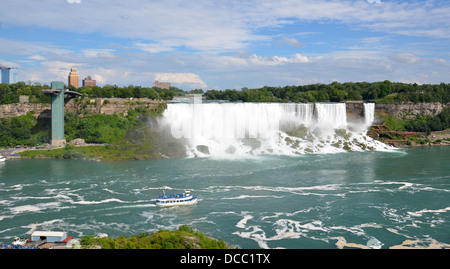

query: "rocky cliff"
xmin=375 ymin=102 xmax=447 ymax=117
xmin=0 ymin=103 xmax=51 ymax=118
xmin=0 ymin=98 xmax=167 ymax=119
xmin=346 ymin=102 xmax=448 ymax=124
xmin=0 ymin=100 xmax=447 ymax=120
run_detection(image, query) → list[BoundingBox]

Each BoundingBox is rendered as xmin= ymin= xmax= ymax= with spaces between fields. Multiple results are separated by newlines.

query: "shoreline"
xmin=369 ymin=128 xmax=450 ymax=148
xmin=3 ymin=128 xmax=448 ymax=162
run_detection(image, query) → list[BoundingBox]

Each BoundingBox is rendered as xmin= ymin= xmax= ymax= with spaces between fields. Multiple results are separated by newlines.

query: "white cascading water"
xmin=160 ymin=102 xmax=393 ymax=158
xmin=363 ymin=103 xmax=375 ymax=127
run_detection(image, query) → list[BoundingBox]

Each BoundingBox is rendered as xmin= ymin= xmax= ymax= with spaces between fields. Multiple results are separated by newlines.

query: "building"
xmin=31 ymin=231 xmax=68 ymax=243
xmin=153 ymin=80 xmax=171 ymax=90
xmin=68 ymin=68 xmax=80 ymax=88
xmin=0 ymin=67 xmax=18 ymax=84
xmin=82 ymin=76 xmax=96 ymax=87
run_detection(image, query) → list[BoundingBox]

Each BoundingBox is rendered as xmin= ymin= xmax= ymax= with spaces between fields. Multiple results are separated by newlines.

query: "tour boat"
xmin=155 ymin=190 xmax=198 ymax=207
xmin=11 ymin=237 xmax=28 ymax=246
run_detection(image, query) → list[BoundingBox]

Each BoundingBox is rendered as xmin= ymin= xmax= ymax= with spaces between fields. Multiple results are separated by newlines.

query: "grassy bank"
xmin=20 ymin=137 xmax=187 ymax=161
xmin=19 ymin=144 xmax=158 ymax=161
xmin=80 ymin=225 xmax=234 ymax=249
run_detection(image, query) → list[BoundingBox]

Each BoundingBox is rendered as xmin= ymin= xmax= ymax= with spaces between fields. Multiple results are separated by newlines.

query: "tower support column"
xmin=50 ymin=81 xmax=66 ymax=146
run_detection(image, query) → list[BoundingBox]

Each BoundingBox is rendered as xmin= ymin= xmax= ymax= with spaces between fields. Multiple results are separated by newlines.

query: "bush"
xmin=383 ymin=115 xmax=404 ymax=131
xmin=0 ymin=113 xmax=41 ymax=147
xmin=80 ymin=225 xmax=233 ymax=249
xmin=403 ymin=108 xmax=449 ymax=132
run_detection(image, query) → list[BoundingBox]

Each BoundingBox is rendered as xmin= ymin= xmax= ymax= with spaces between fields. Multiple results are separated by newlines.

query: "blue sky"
xmin=0 ymin=0 xmax=449 ymax=90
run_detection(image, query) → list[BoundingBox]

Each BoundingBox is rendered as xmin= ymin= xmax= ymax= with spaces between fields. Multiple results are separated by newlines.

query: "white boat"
xmin=0 ymin=155 xmax=5 ymax=162
xmin=155 ymin=190 xmax=198 ymax=207
xmin=11 ymin=237 xmax=28 ymax=246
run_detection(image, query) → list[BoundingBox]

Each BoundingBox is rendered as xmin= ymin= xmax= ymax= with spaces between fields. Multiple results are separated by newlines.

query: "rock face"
xmin=345 ymin=102 xmax=364 ymax=123
xmin=0 ymin=103 xmax=51 ymax=118
xmin=0 ymin=98 xmax=166 ymax=119
xmin=0 ymin=100 xmax=447 ymax=120
xmin=375 ymin=102 xmax=447 ymax=117
xmin=344 ymin=102 xmax=447 ymax=124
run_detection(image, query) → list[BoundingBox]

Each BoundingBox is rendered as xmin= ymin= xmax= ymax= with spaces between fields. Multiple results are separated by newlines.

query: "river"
xmin=0 ymin=146 xmax=449 ymax=249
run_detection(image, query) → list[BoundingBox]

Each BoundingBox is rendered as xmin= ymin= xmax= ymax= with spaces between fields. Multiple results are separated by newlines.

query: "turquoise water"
xmin=0 ymin=147 xmax=449 ymax=249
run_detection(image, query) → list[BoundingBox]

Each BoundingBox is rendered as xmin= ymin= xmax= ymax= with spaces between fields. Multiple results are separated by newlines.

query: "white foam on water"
xmin=9 ymin=202 xmax=62 ymax=214
xmin=232 ymin=206 xmax=394 ymax=249
xmin=223 ymin=195 xmax=266 ymax=200
xmin=161 ymin=102 xmax=394 ymax=158
xmin=407 ymin=206 xmax=450 ymax=217
xmin=236 ymin=215 xmax=253 ymax=228
xmin=72 ymin=198 xmax=125 ymax=205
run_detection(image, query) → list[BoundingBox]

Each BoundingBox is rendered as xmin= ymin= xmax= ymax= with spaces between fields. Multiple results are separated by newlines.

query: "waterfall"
xmin=160 ymin=102 xmax=392 ymax=157
xmin=363 ymin=103 xmax=375 ymax=128
xmin=314 ymin=103 xmax=347 ymax=129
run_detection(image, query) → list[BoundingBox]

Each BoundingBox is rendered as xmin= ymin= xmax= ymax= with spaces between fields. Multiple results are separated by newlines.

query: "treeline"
xmin=0 ymin=82 xmax=51 ymax=104
xmin=204 ymin=81 xmax=450 ymax=103
xmin=2 ymin=80 xmax=449 ymax=105
xmin=72 ymin=84 xmax=186 ymax=100
xmin=0 ymin=82 xmax=192 ymax=104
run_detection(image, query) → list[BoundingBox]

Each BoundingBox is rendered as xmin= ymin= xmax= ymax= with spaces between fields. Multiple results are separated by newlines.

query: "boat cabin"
xmin=31 ymin=231 xmax=68 ymax=243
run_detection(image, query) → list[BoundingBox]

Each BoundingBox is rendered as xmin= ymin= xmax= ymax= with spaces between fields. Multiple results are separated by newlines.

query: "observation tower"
xmin=42 ymin=81 xmax=82 ymax=146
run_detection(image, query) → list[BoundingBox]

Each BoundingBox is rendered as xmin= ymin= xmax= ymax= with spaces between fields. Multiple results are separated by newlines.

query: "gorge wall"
xmin=374 ymin=102 xmax=447 ymax=118
xmin=0 ymin=98 xmax=166 ymax=119
xmin=0 ymin=99 xmax=447 ymax=120
xmin=346 ymin=102 xmax=447 ymax=124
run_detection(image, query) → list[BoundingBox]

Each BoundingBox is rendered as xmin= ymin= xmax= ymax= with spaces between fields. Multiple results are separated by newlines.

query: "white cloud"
xmin=0 ymin=1 xmax=257 ymax=53
xmin=82 ymin=49 xmax=116 ymax=58
xmin=235 ymin=51 xmax=310 ymax=66
xmin=0 ymin=38 xmax=72 ymax=56
xmin=40 ymin=60 xmax=82 ymax=82
xmin=154 ymin=73 xmax=207 ymax=89
xmin=133 ymin=42 xmax=176 ymax=54
xmin=85 ymin=68 xmax=150 ymax=85
xmin=2 ymin=0 xmax=448 ymax=54
xmin=390 ymin=53 xmax=419 ymax=64
xmin=433 ymin=58 xmax=447 ymax=64
xmin=14 ymin=47 xmax=449 ymax=91
xmin=0 ymin=59 xmax=20 ymax=68
xmin=1 ymin=1 xmax=448 ymax=89
xmin=28 ymin=55 xmax=47 ymax=61
xmin=277 ymin=37 xmax=304 ymax=48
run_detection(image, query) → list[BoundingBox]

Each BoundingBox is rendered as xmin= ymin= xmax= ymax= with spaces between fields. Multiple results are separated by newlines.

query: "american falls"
xmin=160 ymin=102 xmax=393 ymax=158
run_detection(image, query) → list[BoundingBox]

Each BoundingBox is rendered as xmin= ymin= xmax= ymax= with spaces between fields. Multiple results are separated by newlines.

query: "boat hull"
xmin=155 ymin=197 xmax=198 ymax=207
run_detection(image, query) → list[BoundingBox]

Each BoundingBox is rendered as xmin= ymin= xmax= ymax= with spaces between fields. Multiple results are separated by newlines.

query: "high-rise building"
xmin=153 ymin=80 xmax=171 ymax=90
xmin=68 ymin=68 xmax=80 ymax=88
xmin=82 ymin=76 xmax=96 ymax=87
xmin=0 ymin=67 xmax=18 ymax=84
